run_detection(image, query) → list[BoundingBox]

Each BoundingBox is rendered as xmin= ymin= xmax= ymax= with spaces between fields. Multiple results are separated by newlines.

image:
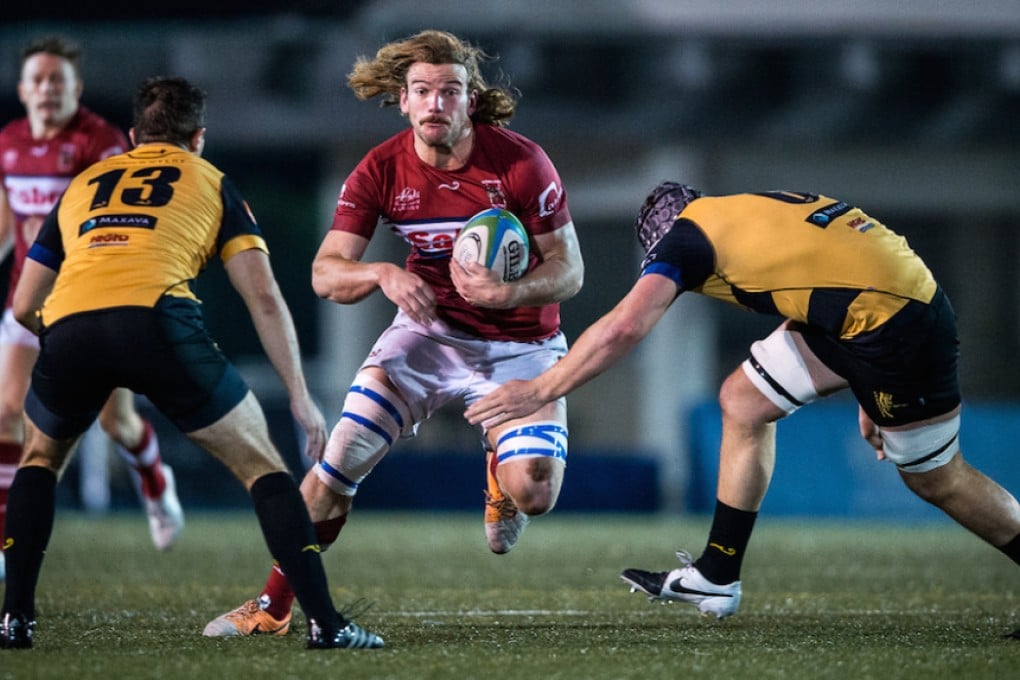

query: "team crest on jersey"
xmin=482 ymin=180 xmax=507 ymax=208
xmin=2 ymin=149 xmax=17 ymax=172
xmin=392 ymin=186 xmax=421 ymax=213
xmin=58 ymin=144 xmax=76 ymax=173
xmin=873 ymin=390 xmax=907 ymax=420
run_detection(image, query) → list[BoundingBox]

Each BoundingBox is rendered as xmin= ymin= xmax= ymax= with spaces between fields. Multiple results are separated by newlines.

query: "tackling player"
xmin=204 ymin=29 xmax=584 ymax=637
xmin=465 ymin=182 xmax=1020 ymax=628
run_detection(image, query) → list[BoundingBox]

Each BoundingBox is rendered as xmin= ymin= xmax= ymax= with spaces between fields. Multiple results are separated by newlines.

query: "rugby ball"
xmin=452 ymin=208 xmax=529 ymax=282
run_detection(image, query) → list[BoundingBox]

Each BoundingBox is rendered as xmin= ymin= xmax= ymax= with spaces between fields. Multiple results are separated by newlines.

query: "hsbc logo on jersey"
xmin=5 ymin=175 xmax=71 ymax=215
xmin=538 ymin=181 xmax=562 ymax=218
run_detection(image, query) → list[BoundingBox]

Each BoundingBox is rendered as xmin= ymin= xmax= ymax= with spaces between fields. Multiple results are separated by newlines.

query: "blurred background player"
xmin=0 ymin=37 xmax=183 ymax=579
xmin=0 ymin=75 xmax=381 ymax=650
xmin=466 ymin=181 xmax=1020 ymax=624
xmin=203 ymin=29 xmax=584 ymax=637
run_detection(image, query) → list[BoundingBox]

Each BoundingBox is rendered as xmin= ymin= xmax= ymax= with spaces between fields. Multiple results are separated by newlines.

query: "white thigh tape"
xmin=742 ymin=331 xmax=820 ymax=414
xmin=882 ymin=414 xmax=961 ymax=473
xmin=314 ymin=374 xmax=412 ymax=495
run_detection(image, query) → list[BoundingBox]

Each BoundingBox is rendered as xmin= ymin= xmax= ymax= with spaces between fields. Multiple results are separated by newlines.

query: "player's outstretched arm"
xmin=466 ymin=273 xmax=678 ymax=428
xmin=225 ymin=248 xmax=327 ymax=460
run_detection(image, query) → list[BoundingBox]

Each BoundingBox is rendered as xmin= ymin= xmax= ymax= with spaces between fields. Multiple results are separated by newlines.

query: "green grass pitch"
xmin=3 ymin=511 xmax=1017 ymax=679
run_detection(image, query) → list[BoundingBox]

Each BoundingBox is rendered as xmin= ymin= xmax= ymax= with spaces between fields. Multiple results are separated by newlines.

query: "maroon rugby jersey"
xmin=331 ymin=124 xmax=572 ymax=342
xmin=0 ymin=107 xmax=127 ymax=308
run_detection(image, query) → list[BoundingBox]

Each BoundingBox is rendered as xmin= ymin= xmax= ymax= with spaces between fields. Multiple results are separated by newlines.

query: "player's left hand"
xmin=450 ymin=258 xmax=514 ymax=309
xmin=465 ymin=379 xmax=543 ymax=428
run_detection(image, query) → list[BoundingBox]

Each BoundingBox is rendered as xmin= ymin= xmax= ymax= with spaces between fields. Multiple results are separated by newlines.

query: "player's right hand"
xmin=465 ymin=379 xmax=544 ymax=429
xmin=858 ymin=406 xmax=886 ymax=461
xmin=378 ymin=265 xmax=437 ymax=325
xmin=292 ymin=393 xmax=328 ymax=462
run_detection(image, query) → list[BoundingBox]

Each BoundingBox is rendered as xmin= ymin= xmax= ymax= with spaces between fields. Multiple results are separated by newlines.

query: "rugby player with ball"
xmin=204 ymin=30 xmax=583 ymax=638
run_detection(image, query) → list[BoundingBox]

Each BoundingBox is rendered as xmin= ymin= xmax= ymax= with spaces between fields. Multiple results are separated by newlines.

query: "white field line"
xmin=379 ymin=608 xmax=986 ymax=619
xmin=386 ymin=610 xmax=597 ymax=618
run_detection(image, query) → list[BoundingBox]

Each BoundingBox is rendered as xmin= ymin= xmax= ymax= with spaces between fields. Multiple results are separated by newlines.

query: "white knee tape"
xmin=495 ymin=421 xmax=568 ymax=464
xmin=742 ymin=332 xmax=819 ymax=414
xmin=882 ymin=414 xmax=961 ymax=473
xmin=314 ymin=375 xmax=412 ymax=496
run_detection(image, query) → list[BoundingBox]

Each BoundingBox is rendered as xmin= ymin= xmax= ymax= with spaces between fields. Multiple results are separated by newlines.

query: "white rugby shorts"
xmin=0 ymin=308 xmax=39 ymax=349
xmin=360 ymin=310 xmax=567 ymax=436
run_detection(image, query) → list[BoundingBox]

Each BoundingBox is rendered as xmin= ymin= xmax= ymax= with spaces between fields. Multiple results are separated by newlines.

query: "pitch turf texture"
xmin=3 ymin=513 xmax=1017 ymax=679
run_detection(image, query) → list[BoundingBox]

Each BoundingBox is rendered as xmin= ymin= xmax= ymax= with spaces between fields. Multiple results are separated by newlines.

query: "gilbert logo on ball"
xmin=453 ymin=208 xmax=530 ymax=282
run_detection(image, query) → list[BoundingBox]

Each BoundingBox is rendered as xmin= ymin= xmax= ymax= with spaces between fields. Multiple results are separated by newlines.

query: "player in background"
xmin=0 ymin=75 xmax=382 ymax=650
xmin=0 ymin=37 xmax=183 ymax=575
xmin=204 ymin=29 xmax=584 ymax=637
xmin=466 ymin=182 xmax=1020 ymax=627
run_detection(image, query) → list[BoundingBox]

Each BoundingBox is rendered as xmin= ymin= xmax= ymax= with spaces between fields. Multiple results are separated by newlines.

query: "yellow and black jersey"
xmin=641 ymin=191 xmax=938 ymax=339
xmin=29 ymin=143 xmax=267 ymax=325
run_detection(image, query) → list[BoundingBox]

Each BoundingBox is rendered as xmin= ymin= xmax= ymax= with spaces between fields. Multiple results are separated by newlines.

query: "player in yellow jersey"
xmin=0 ymin=76 xmax=382 ymax=651
xmin=0 ymin=36 xmax=182 ymax=563
xmin=466 ymin=181 xmax=1020 ymax=631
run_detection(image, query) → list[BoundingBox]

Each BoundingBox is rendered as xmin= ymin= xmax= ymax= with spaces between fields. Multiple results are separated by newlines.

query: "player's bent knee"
xmin=495 ymin=420 xmax=567 ymax=514
xmin=719 ymin=371 xmax=763 ymax=418
xmin=898 ymin=461 xmax=961 ymax=505
xmin=314 ymin=373 xmax=410 ymax=496
xmin=18 ymin=452 xmax=64 ymax=474
xmin=219 ymin=441 xmax=289 ymax=490
xmin=498 ymin=456 xmax=563 ymax=515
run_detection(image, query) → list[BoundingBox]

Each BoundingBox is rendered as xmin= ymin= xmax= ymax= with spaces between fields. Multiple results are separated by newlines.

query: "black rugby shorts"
xmin=26 ymin=296 xmax=250 ymax=438
xmin=798 ymin=288 xmax=960 ymax=427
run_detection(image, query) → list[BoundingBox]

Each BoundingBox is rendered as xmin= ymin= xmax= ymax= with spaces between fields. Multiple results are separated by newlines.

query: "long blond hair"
xmin=347 ymin=29 xmax=517 ymax=127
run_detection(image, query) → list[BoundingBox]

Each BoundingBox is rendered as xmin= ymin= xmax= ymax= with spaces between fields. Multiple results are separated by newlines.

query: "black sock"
xmin=693 ymin=499 xmax=758 ymax=585
xmin=250 ymin=472 xmax=340 ymax=631
xmin=1000 ymin=533 xmax=1020 ymax=565
xmin=2 ymin=466 xmax=57 ymax=620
